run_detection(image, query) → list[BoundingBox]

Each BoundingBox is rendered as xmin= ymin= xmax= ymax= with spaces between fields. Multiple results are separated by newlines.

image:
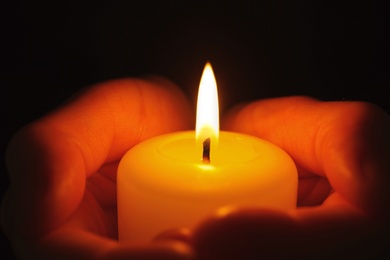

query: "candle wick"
xmin=202 ymin=138 xmax=211 ymax=164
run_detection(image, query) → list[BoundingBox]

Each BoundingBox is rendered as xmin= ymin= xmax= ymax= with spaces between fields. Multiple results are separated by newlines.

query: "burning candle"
xmin=117 ymin=63 xmax=298 ymax=242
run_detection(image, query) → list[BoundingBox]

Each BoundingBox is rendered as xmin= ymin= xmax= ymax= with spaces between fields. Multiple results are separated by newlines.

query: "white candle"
xmin=117 ymin=63 xmax=298 ymax=242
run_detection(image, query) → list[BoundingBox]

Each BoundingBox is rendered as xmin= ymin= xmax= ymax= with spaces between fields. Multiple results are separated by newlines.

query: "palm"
xmin=69 ymin=162 xmax=331 ymax=239
xmin=296 ymin=170 xmax=331 ymax=207
xmin=64 ymin=162 xmax=119 ymax=239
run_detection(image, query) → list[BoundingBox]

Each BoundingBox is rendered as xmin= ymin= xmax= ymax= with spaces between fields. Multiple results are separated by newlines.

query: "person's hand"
xmin=192 ymin=96 xmax=390 ymax=259
xmin=1 ymin=78 xmax=194 ymax=259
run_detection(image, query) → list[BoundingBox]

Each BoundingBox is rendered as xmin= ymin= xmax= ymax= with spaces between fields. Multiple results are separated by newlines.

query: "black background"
xmin=1 ymin=0 xmax=389 ymax=258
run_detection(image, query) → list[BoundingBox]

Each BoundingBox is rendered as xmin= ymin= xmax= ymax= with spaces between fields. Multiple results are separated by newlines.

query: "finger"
xmin=193 ymin=199 xmax=388 ymax=260
xmin=153 ymin=228 xmax=192 ymax=244
xmin=12 ymin=228 xmax=193 ymax=260
xmin=102 ymin=241 xmax=193 ymax=260
xmin=222 ymin=96 xmax=390 ymax=217
xmin=2 ymin=77 xmax=193 ymax=239
xmin=33 ymin=189 xmax=192 ymax=260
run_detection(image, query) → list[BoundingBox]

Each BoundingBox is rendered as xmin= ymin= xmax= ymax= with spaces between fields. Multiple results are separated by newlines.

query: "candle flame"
xmin=196 ymin=62 xmax=219 ymax=142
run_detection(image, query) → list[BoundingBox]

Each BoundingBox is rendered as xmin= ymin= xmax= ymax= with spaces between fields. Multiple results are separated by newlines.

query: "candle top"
xmin=119 ymin=131 xmax=297 ymax=199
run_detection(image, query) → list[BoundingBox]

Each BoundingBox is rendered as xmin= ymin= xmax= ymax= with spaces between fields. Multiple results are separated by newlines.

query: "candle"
xmin=117 ymin=63 xmax=298 ymax=242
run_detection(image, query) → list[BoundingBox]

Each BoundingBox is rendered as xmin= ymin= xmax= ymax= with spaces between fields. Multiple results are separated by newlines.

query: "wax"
xmin=117 ymin=130 xmax=297 ymax=242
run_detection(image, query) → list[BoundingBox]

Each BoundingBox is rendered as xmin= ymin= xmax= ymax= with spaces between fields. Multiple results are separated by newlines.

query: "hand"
xmin=193 ymin=96 xmax=390 ymax=259
xmin=1 ymin=78 xmax=194 ymax=259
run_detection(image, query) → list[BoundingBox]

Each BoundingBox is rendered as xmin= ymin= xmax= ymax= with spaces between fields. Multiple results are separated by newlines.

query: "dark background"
xmin=1 ymin=0 xmax=389 ymax=258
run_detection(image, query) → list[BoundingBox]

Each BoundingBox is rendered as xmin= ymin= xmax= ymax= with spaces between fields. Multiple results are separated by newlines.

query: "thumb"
xmin=193 ymin=203 xmax=388 ymax=260
xmin=193 ymin=208 xmax=297 ymax=260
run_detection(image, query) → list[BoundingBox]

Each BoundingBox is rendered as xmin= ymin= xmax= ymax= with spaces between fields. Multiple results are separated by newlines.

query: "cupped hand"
xmin=193 ymin=96 xmax=390 ymax=259
xmin=1 ymin=77 xmax=194 ymax=259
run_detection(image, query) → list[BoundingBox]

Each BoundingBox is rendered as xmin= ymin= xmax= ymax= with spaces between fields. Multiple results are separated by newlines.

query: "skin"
xmin=1 ymin=78 xmax=389 ymax=259
xmin=1 ymin=78 xmax=194 ymax=259
xmin=194 ymin=97 xmax=390 ymax=259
